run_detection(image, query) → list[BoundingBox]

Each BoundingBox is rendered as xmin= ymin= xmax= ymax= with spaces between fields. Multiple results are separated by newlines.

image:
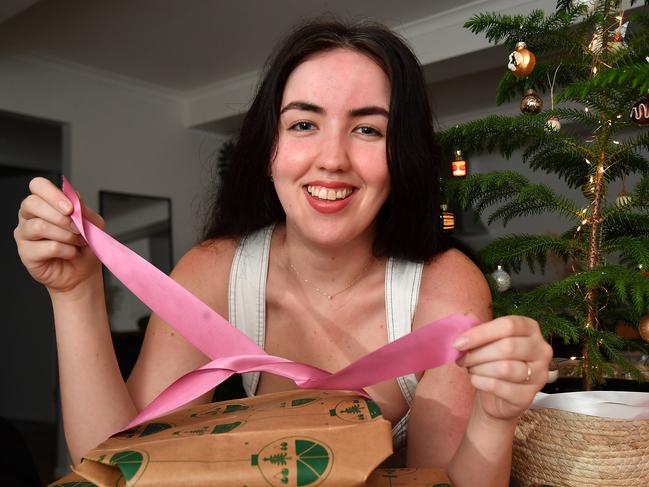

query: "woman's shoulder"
xmin=170 ymin=238 xmax=240 ymax=310
xmin=413 ymin=248 xmax=492 ymax=327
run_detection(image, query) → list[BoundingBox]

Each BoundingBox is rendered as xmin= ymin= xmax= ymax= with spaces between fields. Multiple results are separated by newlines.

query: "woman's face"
xmin=271 ymin=48 xmax=391 ymax=248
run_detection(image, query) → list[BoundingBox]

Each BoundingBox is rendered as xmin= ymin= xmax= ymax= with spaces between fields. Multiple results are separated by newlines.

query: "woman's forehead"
xmin=281 ymin=48 xmax=390 ymax=109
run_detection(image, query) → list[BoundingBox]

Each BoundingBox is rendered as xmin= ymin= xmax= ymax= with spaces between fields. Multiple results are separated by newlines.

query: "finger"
xmin=470 ymin=375 xmax=537 ymax=408
xmin=18 ymin=239 xmax=80 ymax=264
xmin=18 ymin=195 xmax=79 ymax=233
xmin=453 ymin=316 xmax=540 ymax=351
xmin=457 ymin=336 xmax=536 ymax=368
xmin=468 ymin=360 xmax=531 ymax=383
xmin=20 ymin=218 xmax=86 ymax=246
xmin=28 ymin=177 xmax=73 ymax=215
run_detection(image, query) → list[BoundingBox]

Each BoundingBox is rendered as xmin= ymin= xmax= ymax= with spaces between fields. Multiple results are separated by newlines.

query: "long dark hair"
xmin=202 ymin=18 xmax=448 ymax=261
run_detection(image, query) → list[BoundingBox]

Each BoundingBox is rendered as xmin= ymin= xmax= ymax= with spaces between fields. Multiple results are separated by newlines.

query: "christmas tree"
xmin=439 ymin=0 xmax=649 ymax=389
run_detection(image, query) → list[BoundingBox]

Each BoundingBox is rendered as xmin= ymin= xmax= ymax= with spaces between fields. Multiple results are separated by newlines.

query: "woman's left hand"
xmin=454 ymin=315 xmax=553 ymax=421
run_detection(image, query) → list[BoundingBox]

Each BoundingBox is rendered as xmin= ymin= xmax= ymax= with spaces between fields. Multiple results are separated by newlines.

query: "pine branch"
xmin=491 ymin=289 xmax=582 ymax=342
xmin=479 ymin=234 xmax=578 ymax=273
xmin=438 ymin=115 xmax=541 ymax=157
xmin=452 ymin=171 xmax=528 ymax=214
xmin=464 ymin=9 xmax=583 ymax=52
xmin=495 ymin=62 xmax=591 ymax=105
xmin=635 ymin=175 xmax=649 ymax=206
xmin=609 ymin=133 xmax=649 ymax=169
xmin=584 ymin=333 xmax=615 ymax=382
xmin=522 ymin=138 xmax=594 ymax=189
xmin=606 ymin=152 xmax=649 ymax=184
xmin=557 ymin=64 xmax=649 ymax=102
xmin=438 ymin=114 xmax=590 ymax=162
xmin=601 ymin=210 xmax=649 ymax=239
xmin=539 ymin=265 xmax=649 ymax=315
xmin=486 ymin=184 xmax=582 ymax=226
xmin=604 ymin=236 xmax=649 ymax=269
xmin=550 ymin=107 xmax=602 ymax=129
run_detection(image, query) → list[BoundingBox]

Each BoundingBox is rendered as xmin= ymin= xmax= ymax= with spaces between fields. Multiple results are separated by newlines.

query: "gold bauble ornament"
xmin=520 ymin=89 xmax=543 ymax=114
xmin=508 ymin=42 xmax=536 ymax=78
xmin=639 ymin=315 xmax=649 ymax=342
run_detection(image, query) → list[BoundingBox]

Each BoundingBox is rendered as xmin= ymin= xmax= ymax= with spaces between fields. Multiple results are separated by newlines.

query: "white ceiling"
xmin=0 ymin=0 xmax=480 ymax=92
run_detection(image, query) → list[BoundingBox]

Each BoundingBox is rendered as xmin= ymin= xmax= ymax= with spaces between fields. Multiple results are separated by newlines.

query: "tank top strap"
xmin=228 ymin=224 xmax=274 ymax=396
xmin=385 ymin=257 xmax=424 ymax=406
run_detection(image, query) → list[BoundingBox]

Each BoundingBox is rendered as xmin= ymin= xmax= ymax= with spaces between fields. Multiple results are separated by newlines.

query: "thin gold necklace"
xmin=287 ymin=258 xmax=375 ymax=300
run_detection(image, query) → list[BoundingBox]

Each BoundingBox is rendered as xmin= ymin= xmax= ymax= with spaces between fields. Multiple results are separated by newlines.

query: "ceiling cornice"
xmin=184 ymin=0 xmax=557 ymax=132
xmin=7 ymin=50 xmax=184 ymax=103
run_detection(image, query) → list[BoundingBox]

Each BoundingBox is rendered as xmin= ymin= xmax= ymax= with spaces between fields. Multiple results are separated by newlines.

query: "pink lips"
xmin=304 ymin=180 xmax=356 ymax=214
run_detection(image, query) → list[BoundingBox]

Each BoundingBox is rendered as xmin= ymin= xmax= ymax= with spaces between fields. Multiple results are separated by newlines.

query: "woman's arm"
xmin=14 ymin=178 xmax=235 ymax=463
xmin=56 ymin=242 xmax=234 ymax=463
xmin=406 ymin=249 xmax=490 ymax=468
xmin=447 ymin=315 xmax=551 ymax=486
xmin=406 ymin=248 xmax=551 ymax=486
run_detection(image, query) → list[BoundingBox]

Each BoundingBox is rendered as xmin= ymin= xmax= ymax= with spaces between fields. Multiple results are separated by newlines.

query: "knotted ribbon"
xmin=62 ymin=177 xmax=476 ymax=429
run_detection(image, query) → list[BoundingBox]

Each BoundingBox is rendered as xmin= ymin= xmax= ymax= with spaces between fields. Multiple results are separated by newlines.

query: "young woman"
xmin=14 ymin=20 xmax=552 ymax=486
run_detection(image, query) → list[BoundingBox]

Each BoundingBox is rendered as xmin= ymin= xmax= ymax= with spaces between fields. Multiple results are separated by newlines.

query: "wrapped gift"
xmin=53 ymin=467 xmax=453 ymax=486
xmin=367 ymin=468 xmax=452 ymax=485
xmin=51 ymin=389 xmax=394 ymax=486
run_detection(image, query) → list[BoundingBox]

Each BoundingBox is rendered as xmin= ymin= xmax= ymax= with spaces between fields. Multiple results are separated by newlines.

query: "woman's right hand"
xmin=14 ymin=177 xmax=105 ymax=296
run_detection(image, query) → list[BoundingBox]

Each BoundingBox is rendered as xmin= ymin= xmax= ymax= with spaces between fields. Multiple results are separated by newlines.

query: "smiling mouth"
xmin=306 ymin=185 xmax=354 ymax=201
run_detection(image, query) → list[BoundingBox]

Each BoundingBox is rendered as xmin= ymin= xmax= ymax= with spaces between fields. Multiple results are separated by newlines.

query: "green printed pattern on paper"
xmin=330 ymin=398 xmax=382 ymax=422
xmin=295 ymin=440 xmax=329 ymax=486
xmin=110 ymin=450 xmax=144 ymax=482
xmin=211 ymin=421 xmax=242 ymax=434
xmin=291 ymin=398 xmax=316 ymax=407
xmin=254 ymin=437 xmax=332 ymax=486
xmin=141 ymin=422 xmax=173 ymax=436
xmin=365 ymin=400 xmax=381 ymax=419
xmin=223 ymin=403 xmax=249 ymax=413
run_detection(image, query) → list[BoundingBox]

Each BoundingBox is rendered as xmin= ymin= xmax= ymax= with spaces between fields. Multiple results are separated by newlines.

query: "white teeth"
xmin=306 ymin=185 xmax=353 ymax=201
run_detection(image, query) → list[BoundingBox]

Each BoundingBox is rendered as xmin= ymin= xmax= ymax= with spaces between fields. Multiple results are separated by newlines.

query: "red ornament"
xmin=452 ymin=150 xmax=467 ymax=177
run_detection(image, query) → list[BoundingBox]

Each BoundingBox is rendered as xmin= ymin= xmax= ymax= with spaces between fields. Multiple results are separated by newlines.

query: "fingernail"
xmin=453 ymin=336 xmax=469 ymax=350
xmin=70 ymin=222 xmax=80 ymax=234
xmin=58 ymin=200 xmax=72 ymax=213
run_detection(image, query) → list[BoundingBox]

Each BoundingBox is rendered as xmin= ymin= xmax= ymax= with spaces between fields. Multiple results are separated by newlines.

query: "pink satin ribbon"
xmin=62 ymin=177 xmax=476 ymax=429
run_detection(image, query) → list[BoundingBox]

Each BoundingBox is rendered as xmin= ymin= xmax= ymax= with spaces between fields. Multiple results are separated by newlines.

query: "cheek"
xmin=272 ymin=137 xmax=316 ymax=175
xmin=352 ymin=146 xmax=390 ymax=186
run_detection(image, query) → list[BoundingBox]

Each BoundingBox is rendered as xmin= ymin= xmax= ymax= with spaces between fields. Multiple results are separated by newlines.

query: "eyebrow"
xmin=280 ymin=101 xmax=389 ymax=118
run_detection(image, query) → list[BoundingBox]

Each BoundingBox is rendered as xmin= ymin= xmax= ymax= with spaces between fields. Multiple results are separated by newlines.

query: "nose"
xmin=317 ymin=129 xmax=351 ymax=173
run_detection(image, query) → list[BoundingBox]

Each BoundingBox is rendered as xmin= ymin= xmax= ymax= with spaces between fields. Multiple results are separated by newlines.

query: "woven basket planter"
xmin=512 ymin=408 xmax=649 ymax=486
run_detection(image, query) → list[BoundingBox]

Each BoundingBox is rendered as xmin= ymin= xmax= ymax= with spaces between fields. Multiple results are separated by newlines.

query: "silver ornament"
xmin=491 ymin=265 xmax=512 ymax=292
xmin=545 ymin=116 xmax=561 ymax=132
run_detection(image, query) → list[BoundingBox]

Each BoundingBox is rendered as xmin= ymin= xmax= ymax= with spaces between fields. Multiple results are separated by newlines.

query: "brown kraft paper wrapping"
xmin=51 ymin=389 xmax=397 ymax=486
xmin=53 ymin=467 xmax=453 ymax=486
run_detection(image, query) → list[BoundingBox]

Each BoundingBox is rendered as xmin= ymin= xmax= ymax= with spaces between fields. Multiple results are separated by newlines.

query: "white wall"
xmin=0 ymin=54 xmax=223 ymax=261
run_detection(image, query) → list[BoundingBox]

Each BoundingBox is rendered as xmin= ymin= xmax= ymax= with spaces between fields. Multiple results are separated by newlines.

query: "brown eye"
xmin=290 ymin=121 xmax=316 ymax=131
xmin=354 ymin=126 xmax=382 ymax=136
